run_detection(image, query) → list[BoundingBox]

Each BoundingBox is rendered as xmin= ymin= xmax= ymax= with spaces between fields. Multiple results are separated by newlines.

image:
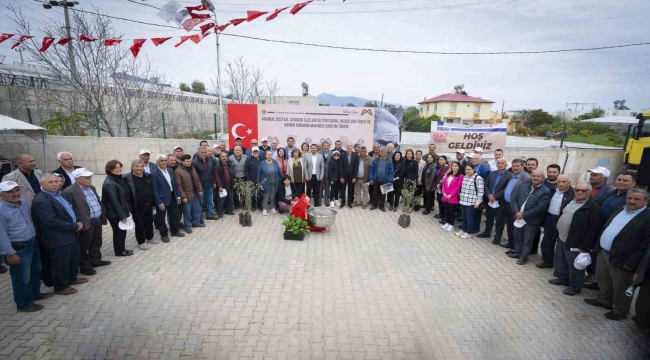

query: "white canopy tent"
xmin=0 ymin=114 xmax=48 ymax=171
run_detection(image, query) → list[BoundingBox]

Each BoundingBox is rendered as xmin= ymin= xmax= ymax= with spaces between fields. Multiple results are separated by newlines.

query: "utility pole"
xmin=201 ymin=0 xmax=223 ymax=136
xmin=15 ymin=47 xmax=24 ymax=64
xmin=42 ymin=1 xmax=79 ymax=85
xmin=380 ymin=93 xmax=384 ymax=108
xmin=501 ymin=100 xmax=505 ymax=115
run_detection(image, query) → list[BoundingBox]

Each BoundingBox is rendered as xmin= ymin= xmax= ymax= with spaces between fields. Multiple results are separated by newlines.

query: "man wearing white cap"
xmin=212 ymin=144 xmax=223 ymax=161
xmin=62 ymin=168 xmax=110 ymax=276
xmin=258 ymin=138 xmax=271 ymax=154
xmin=173 ymin=146 xmax=184 ymax=159
xmin=0 ymin=181 xmax=53 ymax=312
xmin=139 ymin=149 xmax=156 ymax=174
xmin=589 ymin=167 xmax=615 ymax=203
xmin=455 ymin=149 xmax=469 ymax=168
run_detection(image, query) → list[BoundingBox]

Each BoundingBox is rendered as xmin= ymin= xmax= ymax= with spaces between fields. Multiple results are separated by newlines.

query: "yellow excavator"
xmin=624 ymin=108 xmax=650 ymax=184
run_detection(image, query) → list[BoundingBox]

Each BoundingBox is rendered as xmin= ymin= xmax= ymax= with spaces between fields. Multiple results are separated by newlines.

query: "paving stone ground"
xmin=1 ymin=206 xmax=649 ymax=360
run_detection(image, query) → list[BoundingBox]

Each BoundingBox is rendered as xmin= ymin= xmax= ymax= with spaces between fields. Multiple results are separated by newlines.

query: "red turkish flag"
xmin=11 ymin=35 xmax=33 ymax=49
xmin=186 ymin=4 xmax=212 ymax=19
xmin=174 ymin=35 xmax=201 ymax=48
xmin=130 ymin=39 xmax=146 ymax=57
xmin=246 ymin=11 xmax=268 ymax=22
xmin=200 ymin=22 xmax=216 ymax=37
xmin=290 ymin=1 xmax=312 ymax=15
xmin=266 ymin=7 xmax=289 ymax=21
xmin=230 ymin=18 xmax=246 ymax=26
xmin=104 ymin=39 xmax=122 ymax=46
xmin=182 ymin=17 xmax=204 ymax=32
xmin=228 ymin=104 xmax=259 ymax=149
xmin=216 ymin=23 xmax=230 ymax=32
xmin=39 ymin=37 xmax=55 ymax=52
xmin=0 ymin=33 xmax=15 ymax=44
xmin=79 ymin=34 xmax=97 ymax=42
xmin=151 ymin=37 xmax=172 ymax=46
xmin=57 ymin=37 xmax=73 ymax=45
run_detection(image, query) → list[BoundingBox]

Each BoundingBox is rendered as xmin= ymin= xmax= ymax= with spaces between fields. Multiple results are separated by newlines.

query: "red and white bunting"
xmin=130 ymin=39 xmax=147 ymax=58
xmin=247 ymin=11 xmax=269 ymax=22
xmin=39 ymin=37 xmax=55 ymax=52
xmin=57 ymin=37 xmax=74 ymax=46
xmin=0 ymin=33 xmax=15 ymax=44
xmin=151 ymin=37 xmax=172 ymax=46
xmin=104 ymin=39 xmax=122 ymax=46
xmin=267 ymin=7 xmax=290 ymax=21
xmin=79 ymin=34 xmax=97 ymax=42
xmin=11 ymin=35 xmax=33 ymax=49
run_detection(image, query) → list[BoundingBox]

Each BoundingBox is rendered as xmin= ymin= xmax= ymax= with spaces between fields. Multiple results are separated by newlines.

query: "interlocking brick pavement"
xmin=1 ymin=206 xmax=649 ymax=359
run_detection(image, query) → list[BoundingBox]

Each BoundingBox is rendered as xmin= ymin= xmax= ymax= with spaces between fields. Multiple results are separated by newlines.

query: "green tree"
xmin=403 ymin=114 xmax=440 ymax=132
xmin=41 ymin=111 xmax=93 ymax=136
xmin=527 ymin=109 xmax=555 ymax=128
xmin=179 ymin=82 xmax=191 ymax=92
xmin=191 ymin=80 xmax=207 ymax=94
xmin=363 ymin=101 xmax=378 ymax=107
xmin=403 ymin=106 xmax=420 ymax=122
xmin=574 ymin=108 xmax=606 ymax=121
xmin=346 ymin=103 xmax=356 ymax=107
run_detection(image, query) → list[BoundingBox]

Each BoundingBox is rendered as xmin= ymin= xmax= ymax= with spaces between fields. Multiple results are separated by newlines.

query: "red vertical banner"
xmin=228 ymin=104 xmax=259 ymax=149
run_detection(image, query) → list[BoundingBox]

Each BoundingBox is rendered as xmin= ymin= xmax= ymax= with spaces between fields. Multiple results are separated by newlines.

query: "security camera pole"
xmin=202 ymin=0 xmax=223 ymax=135
xmin=43 ymin=1 xmax=79 ymax=86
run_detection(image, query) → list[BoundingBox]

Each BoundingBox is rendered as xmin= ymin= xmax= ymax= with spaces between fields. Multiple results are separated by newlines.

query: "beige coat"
xmin=3 ymin=168 xmax=43 ymax=204
xmin=286 ymin=158 xmax=305 ymax=183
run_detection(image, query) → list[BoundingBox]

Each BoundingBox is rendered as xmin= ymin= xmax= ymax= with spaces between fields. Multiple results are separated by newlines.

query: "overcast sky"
xmin=1 ymin=0 xmax=649 ymax=113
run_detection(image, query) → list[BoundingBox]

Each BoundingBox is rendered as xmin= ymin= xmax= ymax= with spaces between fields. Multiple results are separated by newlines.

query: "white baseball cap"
xmin=261 ymin=137 xmax=268 ymax=142
xmin=0 ymin=181 xmax=20 ymax=192
xmin=139 ymin=149 xmax=151 ymax=155
xmin=474 ymin=147 xmax=484 ymax=153
xmin=213 ymin=144 xmax=222 ymax=149
xmin=588 ymin=166 xmax=610 ymax=178
xmin=252 ymin=146 xmax=260 ymax=152
xmin=456 ymin=149 xmax=465 ymax=154
xmin=173 ymin=146 xmax=183 ymax=151
xmin=72 ymin=168 xmax=94 ymax=178
xmin=466 ymin=153 xmax=476 ymax=158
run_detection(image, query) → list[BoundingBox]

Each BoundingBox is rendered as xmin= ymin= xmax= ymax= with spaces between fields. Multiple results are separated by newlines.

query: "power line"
xmin=24 ymin=4 xmax=650 ymax=56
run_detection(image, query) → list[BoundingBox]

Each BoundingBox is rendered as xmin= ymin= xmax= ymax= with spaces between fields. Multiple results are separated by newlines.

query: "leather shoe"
xmin=92 ymin=260 xmax=111 ymax=267
xmin=604 ymin=310 xmax=628 ymax=321
xmin=584 ymin=282 xmax=600 ymax=291
xmin=536 ymin=262 xmax=552 ymax=269
xmin=71 ymin=278 xmax=89 ymax=285
xmin=55 ymin=287 xmax=78 ymax=295
xmin=422 ymin=210 xmax=431 ymax=215
xmin=80 ymin=268 xmax=97 ymax=276
xmin=205 ymin=217 xmax=218 ymax=221
xmin=477 ymin=233 xmax=490 ymax=238
xmin=380 ymin=207 xmax=386 ymax=212
xmin=370 ymin=205 xmax=377 ymax=210
xmin=118 ymin=251 xmax=133 ymax=257
xmin=17 ymin=304 xmax=44 ymax=312
xmin=171 ymin=232 xmax=185 ymax=237
xmin=548 ymin=278 xmax=569 ymax=286
xmin=584 ymin=298 xmax=613 ymax=310
xmin=563 ymin=288 xmax=581 ymax=296
xmin=505 ymin=250 xmax=515 ymax=254
xmin=35 ymin=292 xmax=54 ymax=301
xmin=516 ymin=259 xmax=527 ymax=265
xmin=192 ymin=224 xmax=206 ymax=228
xmin=499 ymin=243 xmax=514 ymax=249
xmin=225 ymin=212 xmax=235 ymax=215
xmin=507 ymin=253 xmax=519 ymax=258
xmin=433 ymin=214 xmax=442 ymax=219
xmin=491 ymin=238 xmax=501 ymax=245
xmin=161 ymin=236 xmax=171 ymax=243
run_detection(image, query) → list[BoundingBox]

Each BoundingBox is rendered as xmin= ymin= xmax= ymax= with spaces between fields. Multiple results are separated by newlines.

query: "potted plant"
xmin=281 ymin=215 xmax=310 ymax=240
xmin=398 ymin=180 xmax=422 ymax=228
xmin=235 ymin=178 xmax=262 ymax=227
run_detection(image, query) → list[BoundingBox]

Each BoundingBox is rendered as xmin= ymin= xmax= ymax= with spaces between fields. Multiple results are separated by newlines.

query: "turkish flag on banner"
xmin=182 ymin=17 xmax=204 ymax=31
xmin=216 ymin=23 xmax=230 ymax=32
xmin=186 ymin=4 xmax=211 ymax=19
xmin=104 ymin=39 xmax=122 ymax=46
xmin=57 ymin=37 xmax=73 ymax=45
xmin=174 ymin=35 xmax=201 ymax=48
xmin=290 ymin=1 xmax=312 ymax=15
xmin=39 ymin=37 xmax=55 ymax=52
xmin=266 ymin=7 xmax=289 ymax=21
xmin=0 ymin=33 xmax=15 ymax=44
xmin=200 ymin=22 xmax=216 ymax=37
xmin=151 ymin=37 xmax=172 ymax=46
xmin=228 ymin=104 xmax=259 ymax=149
xmin=130 ymin=39 xmax=146 ymax=57
xmin=11 ymin=35 xmax=33 ymax=49
xmin=246 ymin=11 xmax=268 ymax=22
xmin=229 ymin=18 xmax=246 ymax=26
xmin=79 ymin=34 xmax=97 ymax=42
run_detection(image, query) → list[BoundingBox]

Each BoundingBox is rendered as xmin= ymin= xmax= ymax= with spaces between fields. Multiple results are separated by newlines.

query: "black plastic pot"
xmin=398 ymin=214 xmax=411 ymax=228
xmin=283 ymin=232 xmax=305 ymax=241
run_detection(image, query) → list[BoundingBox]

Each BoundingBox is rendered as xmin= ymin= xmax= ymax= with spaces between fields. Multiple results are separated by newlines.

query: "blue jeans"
xmin=554 ymin=239 xmax=585 ymax=291
xmin=202 ymin=186 xmax=215 ymax=219
xmin=183 ymin=197 xmax=202 ymax=230
xmin=461 ymin=205 xmax=475 ymax=233
xmin=1 ymin=242 xmax=41 ymax=307
xmin=472 ymin=205 xmax=482 ymax=233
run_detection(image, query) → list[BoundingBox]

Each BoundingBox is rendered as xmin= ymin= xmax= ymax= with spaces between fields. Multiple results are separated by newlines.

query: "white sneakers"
xmin=138 ymin=243 xmax=151 ymax=250
xmin=445 ymin=224 xmax=454 ymax=232
xmin=271 ymin=208 xmax=278 ymax=214
xmin=454 ymin=230 xmax=464 ymax=236
xmin=149 ymin=238 xmax=161 ymax=245
xmin=440 ymin=223 xmax=448 ymax=229
xmin=460 ymin=233 xmax=471 ymax=239
xmin=263 ymin=209 xmax=268 ymax=216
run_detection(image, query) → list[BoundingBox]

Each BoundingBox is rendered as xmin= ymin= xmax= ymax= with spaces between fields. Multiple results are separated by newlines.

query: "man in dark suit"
xmin=32 ymin=173 xmax=87 ymax=295
xmin=62 ymin=168 xmax=110 ymax=276
xmin=52 ymin=152 xmax=81 ymax=190
xmin=507 ymin=169 xmax=552 ymax=265
xmin=501 ymin=159 xmax=531 ymax=250
xmin=479 ymin=158 xmax=513 ymax=244
xmin=632 ymin=247 xmax=650 ymax=328
xmin=585 ymin=188 xmax=650 ymax=321
xmin=537 ymin=174 xmax=575 ymax=269
xmin=151 ymin=154 xmax=184 ymax=243
xmin=339 ymin=141 xmax=358 ymax=209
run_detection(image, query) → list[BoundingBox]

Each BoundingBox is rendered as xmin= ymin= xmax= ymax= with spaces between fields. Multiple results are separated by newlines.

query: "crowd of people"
xmin=0 ymin=137 xmax=648 ymax=331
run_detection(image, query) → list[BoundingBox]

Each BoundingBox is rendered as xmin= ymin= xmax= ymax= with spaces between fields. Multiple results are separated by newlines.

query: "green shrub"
xmin=516 ymin=126 xmax=531 ymax=136
xmin=534 ymin=124 xmax=553 ymax=136
xmin=578 ymin=130 xmax=592 ymax=137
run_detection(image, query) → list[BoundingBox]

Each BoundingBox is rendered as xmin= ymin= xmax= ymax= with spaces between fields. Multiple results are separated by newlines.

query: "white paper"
xmin=157 ymin=0 xmax=182 ymax=23
xmin=380 ymin=183 xmax=394 ymax=195
xmin=513 ymin=219 xmax=526 ymax=228
xmin=219 ymin=189 xmax=227 ymax=198
xmin=488 ymin=201 xmax=499 ymax=209
xmin=118 ymin=216 xmax=134 ymax=230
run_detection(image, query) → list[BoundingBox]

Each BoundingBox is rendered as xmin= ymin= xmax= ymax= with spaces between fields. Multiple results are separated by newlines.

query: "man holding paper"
xmin=479 ymin=158 xmax=512 ymax=245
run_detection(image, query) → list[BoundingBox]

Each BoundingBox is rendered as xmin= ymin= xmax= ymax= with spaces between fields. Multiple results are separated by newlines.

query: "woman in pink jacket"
xmin=440 ymin=161 xmax=463 ymax=232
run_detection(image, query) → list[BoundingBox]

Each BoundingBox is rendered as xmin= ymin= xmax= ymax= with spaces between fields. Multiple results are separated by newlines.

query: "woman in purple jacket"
xmin=440 ymin=161 xmax=463 ymax=232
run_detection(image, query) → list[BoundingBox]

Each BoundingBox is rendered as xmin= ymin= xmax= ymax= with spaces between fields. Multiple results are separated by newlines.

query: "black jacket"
xmin=484 ymin=170 xmax=513 ymax=200
xmin=403 ymin=159 xmax=419 ymax=182
xmin=422 ymin=162 xmax=437 ymax=191
xmin=633 ymin=247 xmax=650 ymax=287
xmin=277 ymin=183 xmax=298 ymax=205
xmin=101 ymin=175 xmax=131 ymax=220
xmin=192 ymin=156 xmax=216 ymax=189
xmin=557 ymin=187 xmax=576 ymax=211
xmin=594 ymin=207 xmax=650 ymax=270
xmin=328 ymin=159 xmax=340 ymax=181
xmin=559 ymin=198 xmax=605 ymax=251
xmin=53 ymin=165 xmax=81 ymax=190
xmin=122 ymin=172 xmax=152 ymax=212
xmin=245 ymin=156 xmax=262 ymax=182
xmin=215 ymin=161 xmax=236 ymax=189
xmin=340 ymin=152 xmax=359 ymax=179
xmin=32 ymin=191 xmax=81 ymax=249
xmin=392 ymin=159 xmax=405 ymax=185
